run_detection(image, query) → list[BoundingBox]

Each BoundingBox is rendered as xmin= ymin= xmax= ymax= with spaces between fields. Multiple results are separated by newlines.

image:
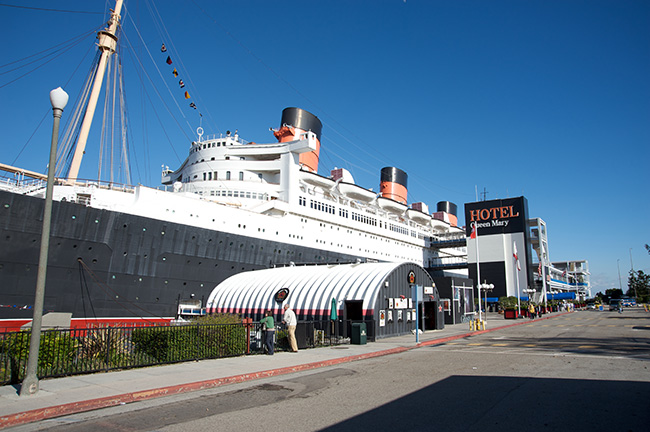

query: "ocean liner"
xmin=0 ymin=1 xmax=466 ymax=330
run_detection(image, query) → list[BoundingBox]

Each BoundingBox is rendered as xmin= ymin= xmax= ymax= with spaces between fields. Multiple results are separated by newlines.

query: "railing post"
xmin=243 ymin=318 xmax=252 ymax=354
xmin=195 ymin=324 xmax=200 ymax=362
xmin=105 ymin=327 xmax=112 ymax=372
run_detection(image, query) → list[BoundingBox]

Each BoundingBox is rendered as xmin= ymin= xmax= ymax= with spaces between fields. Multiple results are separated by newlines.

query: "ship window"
xmin=208 ymin=172 xmax=212 ymax=180
xmin=226 ymin=171 xmax=231 ymax=180
xmin=252 ymin=192 xmax=257 ymax=199
xmin=233 ymin=191 xmax=239 ymax=198
xmin=239 ymin=172 xmax=243 ymax=181
xmin=203 ymin=173 xmax=206 ymax=181
xmin=258 ymin=173 xmax=263 ymax=180
xmin=214 ymin=171 xmax=218 ymax=180
xmin=246 ymin=192 xmax=251 ymax=198
xmin=227 ymin=191 xmax=233 ymax=197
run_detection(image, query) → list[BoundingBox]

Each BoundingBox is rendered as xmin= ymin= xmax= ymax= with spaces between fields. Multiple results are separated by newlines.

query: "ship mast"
xmin=67 ymin=0 xmax=124 ymax=183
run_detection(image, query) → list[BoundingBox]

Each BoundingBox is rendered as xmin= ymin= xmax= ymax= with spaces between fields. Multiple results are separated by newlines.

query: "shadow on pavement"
xmin=321 ymin=375 xmax=650 ymax=432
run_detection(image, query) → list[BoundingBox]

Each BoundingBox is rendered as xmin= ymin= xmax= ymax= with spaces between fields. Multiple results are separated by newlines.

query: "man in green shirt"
xmin=260 ymin=310 xmax=275 ymax=355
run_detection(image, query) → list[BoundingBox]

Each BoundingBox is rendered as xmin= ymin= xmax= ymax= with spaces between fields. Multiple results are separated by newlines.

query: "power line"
xmin=0 ymin=3 xmax=103 ymax=14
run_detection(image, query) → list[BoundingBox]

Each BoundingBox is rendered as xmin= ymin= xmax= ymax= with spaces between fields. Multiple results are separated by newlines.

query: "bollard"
xmin=469 ymin=320 xmax=474 ymax=331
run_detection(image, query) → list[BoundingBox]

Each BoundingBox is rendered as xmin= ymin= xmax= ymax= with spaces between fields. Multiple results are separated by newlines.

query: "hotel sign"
xmin=464 ymin=197 xmax=528 ymax=236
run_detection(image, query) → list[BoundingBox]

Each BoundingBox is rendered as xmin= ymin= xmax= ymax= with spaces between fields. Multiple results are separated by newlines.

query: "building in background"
xmin=464 ymin=197 xmax=590 ymax=304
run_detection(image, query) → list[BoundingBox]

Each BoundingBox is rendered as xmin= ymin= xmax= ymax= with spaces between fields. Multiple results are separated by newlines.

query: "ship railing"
xmin=0 ymin=319 xmax=373 ymax=385
xmin=0 ymin=175 xmax=47 ymax=194
xmin=0 ymin=175 xmax=137 ymax=195
xmin=68 ymin=178 xmax=137 ymax=194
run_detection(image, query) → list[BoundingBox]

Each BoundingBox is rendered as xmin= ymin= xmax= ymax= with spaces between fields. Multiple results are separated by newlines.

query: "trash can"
xmin=351 ymin=322 xmax=367 ymax=345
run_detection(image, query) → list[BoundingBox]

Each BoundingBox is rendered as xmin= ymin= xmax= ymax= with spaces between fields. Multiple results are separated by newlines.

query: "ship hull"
xmin=0 ymin=190 xmax=361 ymax=327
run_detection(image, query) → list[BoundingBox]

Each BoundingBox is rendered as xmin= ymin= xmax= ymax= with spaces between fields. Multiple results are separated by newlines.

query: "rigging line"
xmin=0 ymin=29 xmax=94 ymax=76
xmin=77 ymin=259 xmax=168 ymax=322
xmin=0 ymin=25 xmax=100 ymax=70
xmin=10 ymin=110 xmax=48 ymax=167
xmin=56 ymin=53 xmax=100 ymax=177
xmin=0 ymin=34 xmax=91 ymax=89
xmin=118 ymin=59 xmax=132 ymax=185
xmin=78 ymin=260 xmax=98 ymax=320
xmin=11 ymin=40 xmax=97 ymax=169
xmin=143 ymin=0 xmax=214 ymax=132
xmin=0 ymin=3 xmax=104 ymax=14
xmin=118 ymin=35 xmax=192 ymax=157
xmin=126 ymin=50 xmax=183 ymax=166
xmin=121 ymin=17 xmax=194 ymax=140
xmin=0 ymin=3 xmax=104 ymax=15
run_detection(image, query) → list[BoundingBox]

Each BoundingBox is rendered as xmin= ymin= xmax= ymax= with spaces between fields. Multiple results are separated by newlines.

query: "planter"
xmin=504 ymin=309 xmax=517 ymax=319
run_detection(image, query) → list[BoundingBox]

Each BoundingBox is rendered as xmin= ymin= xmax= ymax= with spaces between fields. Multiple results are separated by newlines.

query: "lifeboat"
xmin=299 ymin=170 xmax=336 ymax=189
xmin=376 ymin=196 xmax=408 ymax=214
xmin=406 ymin=208 xmax=431 ymax=224
xmin=431 ymin=218 xmax=450 ymax=232
xmin=338 ymin=182 xmax=377 ymax=202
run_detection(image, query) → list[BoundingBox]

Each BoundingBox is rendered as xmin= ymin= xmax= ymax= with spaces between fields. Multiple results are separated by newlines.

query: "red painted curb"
xmin=0 ymin=312 xmax=573 ymax=429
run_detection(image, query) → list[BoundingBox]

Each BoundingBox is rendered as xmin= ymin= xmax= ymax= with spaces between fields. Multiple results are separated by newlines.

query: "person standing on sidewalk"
xmin=260 ymin=310 xmax=275 ymax=355
xmin=283 ymin=304 xmax=298 ymax=352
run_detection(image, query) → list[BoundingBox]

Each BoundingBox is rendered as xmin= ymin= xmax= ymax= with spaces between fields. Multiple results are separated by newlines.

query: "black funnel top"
xmin=280 ymin=107 xmax=322 ymax=141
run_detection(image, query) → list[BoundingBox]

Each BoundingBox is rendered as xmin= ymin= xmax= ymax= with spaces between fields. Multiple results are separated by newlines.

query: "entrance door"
xmin=345 ymin=300 xmax=363 ymax=320
xmin=345 ymin=300 xmax=363 ymax=338
xmin=424 ymin=302 xmax=437 ymax=330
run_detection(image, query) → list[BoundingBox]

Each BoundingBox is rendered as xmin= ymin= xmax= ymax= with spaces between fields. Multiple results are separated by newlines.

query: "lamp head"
xmin=49 ymin=87 xmax=69 ymax=110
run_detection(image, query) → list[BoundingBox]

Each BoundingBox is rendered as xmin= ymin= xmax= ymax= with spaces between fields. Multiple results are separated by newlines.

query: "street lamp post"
xmin=479 ymin=282 xmax=494 ymax=323
xmin=20 ymin=87 xmax=68 ymax=397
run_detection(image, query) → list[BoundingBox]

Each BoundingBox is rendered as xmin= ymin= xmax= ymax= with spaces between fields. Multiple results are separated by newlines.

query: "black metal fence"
xmin=0 ymin=319 xmax=374 ymax=386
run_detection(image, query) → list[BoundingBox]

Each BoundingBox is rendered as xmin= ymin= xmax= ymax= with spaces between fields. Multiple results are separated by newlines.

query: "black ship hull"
xmin=0 ymin=190 xmax=361 ymax=328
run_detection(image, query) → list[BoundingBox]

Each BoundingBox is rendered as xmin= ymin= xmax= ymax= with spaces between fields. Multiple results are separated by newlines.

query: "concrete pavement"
xmin=0 ymin=311 xmax=568 ymax=429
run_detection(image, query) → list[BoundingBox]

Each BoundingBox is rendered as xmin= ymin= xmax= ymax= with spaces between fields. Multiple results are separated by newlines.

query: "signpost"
xmin=411 ymin=284 xmax=422 ymax=343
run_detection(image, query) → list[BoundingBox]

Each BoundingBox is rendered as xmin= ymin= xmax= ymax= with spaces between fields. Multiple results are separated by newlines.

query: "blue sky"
xmin=1 ymin=0 xmax=648 ymax=295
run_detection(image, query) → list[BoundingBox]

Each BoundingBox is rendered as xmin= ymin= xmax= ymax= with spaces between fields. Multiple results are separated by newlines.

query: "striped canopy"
xmin=206 ymin=262 xmax=408 ymax=319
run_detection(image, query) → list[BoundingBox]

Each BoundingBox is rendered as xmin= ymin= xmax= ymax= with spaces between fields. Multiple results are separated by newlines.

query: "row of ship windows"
xmin=185 ymin=172 xmax=264 ymax=182
xmin=193 ymin=190 xmax=269 ymax=200
xmin=299 ymin=195 xmax=419 ymax=238
xmin=191 ymin=141 xmax=234 ymax=153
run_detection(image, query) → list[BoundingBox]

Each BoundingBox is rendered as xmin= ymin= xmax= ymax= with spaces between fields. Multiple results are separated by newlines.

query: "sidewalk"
xmin=0 ymin=311 xmax=567 ymax=429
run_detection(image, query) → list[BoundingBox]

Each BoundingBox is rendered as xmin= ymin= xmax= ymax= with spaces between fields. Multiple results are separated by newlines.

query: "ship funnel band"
xmin=380 ymin=167 xmax=408 ymax=205
xmin=380 ymin=167 xmax=407 ymax=187
xmin=280 ymin=107 xmax=322 ymax=141
xmin=437 ymin=201 xmax=457 ymax=216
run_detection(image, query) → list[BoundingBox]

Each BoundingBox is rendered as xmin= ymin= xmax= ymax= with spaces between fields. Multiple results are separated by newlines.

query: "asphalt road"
xmin=10 ymin=309 xmax=650 ymax=432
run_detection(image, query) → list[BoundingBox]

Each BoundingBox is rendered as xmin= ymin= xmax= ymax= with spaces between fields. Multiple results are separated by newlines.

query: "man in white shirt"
xmin=282 ymin=304 xmax=298 ymax=352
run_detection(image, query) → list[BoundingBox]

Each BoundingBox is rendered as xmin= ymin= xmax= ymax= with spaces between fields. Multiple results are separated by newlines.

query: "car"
xmin=586 ymin=303 xmax=596 ymax=310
